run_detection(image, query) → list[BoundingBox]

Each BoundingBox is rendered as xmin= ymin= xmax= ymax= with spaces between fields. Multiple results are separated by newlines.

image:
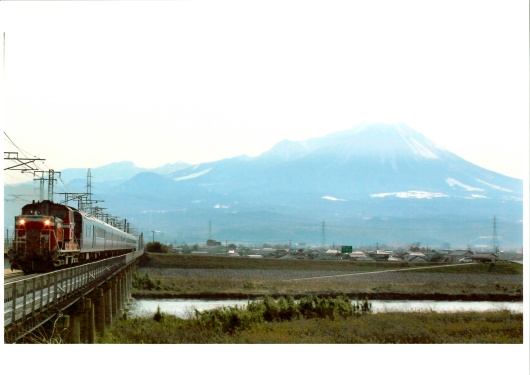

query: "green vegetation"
xmin=144 ymin=241 xmax=173 ymax=254
xmin=132 ymin=273 xmax=162 ymax=291
xmin=106 ymin=253 xmax=523 ymax=344
xmin=98 ymin=295 xmax=522 ymax=344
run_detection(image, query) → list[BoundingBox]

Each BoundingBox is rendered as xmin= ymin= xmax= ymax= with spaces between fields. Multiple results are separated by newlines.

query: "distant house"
xmin=424 ymin=250 xmax=447 ymax=262
xmin=349 ymin=251 xmax=372 ymax=262
xmin=317 ymin=252 xmax=340 ymax=260
xmin=326 ymin=249 xmax=341 ymax=255
xmin=404 ymin=252 xmax=425 ymax=262
xmin=470 ymin=253 xmax=498 ymax=263
xmin=447 ymin=250 xmax=474 ymax=263
xmin=371 ymin=250 xmax=391 ymax=261
xmin=408 ymin=255 xmax=428 ymax=263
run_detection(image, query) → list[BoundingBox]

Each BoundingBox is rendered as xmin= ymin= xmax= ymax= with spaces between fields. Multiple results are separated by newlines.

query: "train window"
xmin=51 ymin=210 xmax=66 ymax=219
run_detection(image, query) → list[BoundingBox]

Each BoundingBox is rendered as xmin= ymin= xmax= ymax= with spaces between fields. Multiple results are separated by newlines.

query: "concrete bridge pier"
xmin=93 ymin=288 xmax=106 ymax=338
xmin=67 ymin=313 xmax=81 ymax=344
xmin=64 ymin=276 xmax=130 ymax=343
xmin=83 ymin=298 xmax=95 ymax=344
xmin=65 ymin=297 xmax=94 ymax=344
xmin=116 ymin=273 xmax=125 ymax=318
xmin=105 ymin=281 xmax=114 ymax=326
xmin=126 ymin=266 xmax=135 ymax=306
xmin=120 ymin=271 xmax=132 ymax=314
xmin=114 ymin=278 xmax=122 ymax=319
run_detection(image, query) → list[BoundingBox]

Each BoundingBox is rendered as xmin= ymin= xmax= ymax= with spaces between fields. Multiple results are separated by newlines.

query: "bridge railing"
xmin=4 ymin=254 xmax=135 ymax=341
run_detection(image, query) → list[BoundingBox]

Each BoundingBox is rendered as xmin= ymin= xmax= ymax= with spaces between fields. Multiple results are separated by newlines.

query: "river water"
xmin=128 ymin=298 xmax=523 ymax=318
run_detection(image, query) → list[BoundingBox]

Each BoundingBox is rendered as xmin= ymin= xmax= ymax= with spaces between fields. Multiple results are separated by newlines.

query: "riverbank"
xmin=101 ymin=297 xmax=523 ymax=344
xmin=98 ymin=254 xmax=526 ymax=345
xmin=133 ymin=253 xmax=523 ymax=301
xmin=132 ymin=291 xmax=523 ymax=301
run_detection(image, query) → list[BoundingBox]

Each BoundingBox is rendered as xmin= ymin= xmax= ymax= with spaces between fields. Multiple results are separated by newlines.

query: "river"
xmin=128 ymin=298 xmax=523 ymax=318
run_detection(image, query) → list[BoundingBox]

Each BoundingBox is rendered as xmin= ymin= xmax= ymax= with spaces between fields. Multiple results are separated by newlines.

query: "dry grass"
xmin=100 ymin=303 xmax=523 ymax=344
xmin=134 ymin=253 xmax=523 ymax=299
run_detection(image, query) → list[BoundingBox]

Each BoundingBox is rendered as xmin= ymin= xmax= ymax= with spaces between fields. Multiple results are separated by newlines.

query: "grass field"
xmin=133 ymin=253 xmax=523 ymax=300
xmin=94 ymin=253 xmax=526 ymax=344
xmin=139 ymin=252 xmax=523 ymax=274
xmin=100 ymin=295 xmax=523 ymax=344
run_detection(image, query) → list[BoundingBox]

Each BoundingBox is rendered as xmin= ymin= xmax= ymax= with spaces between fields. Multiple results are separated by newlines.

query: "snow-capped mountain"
xmin=4 ymin=123 xmax=523 ymax=248
xmin=166 ymin=123 xmax=521 ymax=203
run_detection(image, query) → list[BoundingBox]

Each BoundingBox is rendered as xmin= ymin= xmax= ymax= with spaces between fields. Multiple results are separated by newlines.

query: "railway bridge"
xmin=4 ymin=249 xmax=144 ymax=343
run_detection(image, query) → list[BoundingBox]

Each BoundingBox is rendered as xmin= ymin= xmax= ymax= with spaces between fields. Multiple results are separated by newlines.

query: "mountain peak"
xmin=260 ymin=139 xmax=310 ymax=160
xmin=264 ymin=123 xmax=446 ymax=163
xmin=322 ymin=123 xmax=444 ymax=157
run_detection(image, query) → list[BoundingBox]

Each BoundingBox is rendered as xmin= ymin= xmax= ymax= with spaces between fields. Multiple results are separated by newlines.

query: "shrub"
xmin=352 ymin=297 xmax=372 ymax=315
xmin=194 ymin=305 xmax=258 ymax=334
xmin=189 ymin=295 xmax=372 ymax=335
xmin=133 ymin=273 xmax=162 ymax=291
xmin=153 ymin=305 xmax=165 ymax=323
xmin=145 ymin=241 xmax=172 ymax=254
xmin=298 ymin=295 xmax=371 ymax=320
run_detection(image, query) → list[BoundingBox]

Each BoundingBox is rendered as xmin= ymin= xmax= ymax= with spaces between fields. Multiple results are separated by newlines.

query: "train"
xmin=8 ymin=200 xmax=143 ymax=274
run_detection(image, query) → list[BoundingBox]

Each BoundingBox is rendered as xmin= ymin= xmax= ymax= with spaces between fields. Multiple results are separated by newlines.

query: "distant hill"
xmin=4 ymin=124 xmax=523 ymax=249
xmin=58 ymin=161 xmax=190 ymax=186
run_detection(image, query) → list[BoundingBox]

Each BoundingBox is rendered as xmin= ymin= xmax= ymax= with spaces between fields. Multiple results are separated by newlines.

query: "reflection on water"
xmin=128 ymin=298 xmax=523 ymax=318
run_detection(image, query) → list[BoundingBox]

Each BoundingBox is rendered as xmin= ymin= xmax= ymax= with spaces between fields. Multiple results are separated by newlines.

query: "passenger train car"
xmin=8 ymin=200 xmax=140 ymax=274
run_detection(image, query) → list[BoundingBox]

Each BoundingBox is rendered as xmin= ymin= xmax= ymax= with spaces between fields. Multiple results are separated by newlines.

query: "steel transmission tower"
xmin=492 ymin=216 xmax=499 ymax=256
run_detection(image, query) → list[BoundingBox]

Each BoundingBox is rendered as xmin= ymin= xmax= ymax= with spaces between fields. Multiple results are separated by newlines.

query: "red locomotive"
xmin=8 ymin=200 xmax=140 ymax=274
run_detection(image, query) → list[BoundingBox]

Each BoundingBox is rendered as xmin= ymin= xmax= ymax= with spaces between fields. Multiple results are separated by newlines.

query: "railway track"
xmin=4 ymin=270 xmax=33 ymax=283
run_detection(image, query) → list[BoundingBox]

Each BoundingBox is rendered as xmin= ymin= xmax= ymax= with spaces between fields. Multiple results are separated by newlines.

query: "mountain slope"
xmin=124 ymin=123 xmax=522 ymax=247
xmin=5 ymin=123 xmax=523 ymax=248
xmin=168 ymin=123 xmax=521 ymax=202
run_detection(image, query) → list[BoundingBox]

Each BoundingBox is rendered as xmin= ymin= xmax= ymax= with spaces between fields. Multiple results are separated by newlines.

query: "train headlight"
xmin=44 ymin=219 xmax=51 ymax=226
xmin=18 ymin=219 xmax=26 ymax=226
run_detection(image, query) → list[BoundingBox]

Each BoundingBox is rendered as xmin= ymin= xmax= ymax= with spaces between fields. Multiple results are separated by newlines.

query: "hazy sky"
xmin=2 ymin=1 xmax=528 ymax=186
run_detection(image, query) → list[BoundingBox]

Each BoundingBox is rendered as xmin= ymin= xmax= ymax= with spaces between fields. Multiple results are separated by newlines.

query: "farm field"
xmin=133 ymin=253 xmax=523 ymax=301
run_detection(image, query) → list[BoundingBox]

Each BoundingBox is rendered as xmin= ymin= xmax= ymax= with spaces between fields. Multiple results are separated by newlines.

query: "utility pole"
xmin=47 ymin=169 xmax=58 ymax=201
xmin=492 ymin=216 xmax=499 ymax=256
xmin=150 ymin=231 xmax=162 ymax=243
xmin=86 ymin=168 xmax=92 ymax=212
xmin=26 ymin=168 xmax=60 ymax=202
xmin=321 ymin=221 xmax=326 ymax=248
xmin=29 ymin=169 xmax=60 ymax=202
xmin=83 ymin=169 xmax=103 ymax=215
xmin=32 ymin=170 xmax=46 ymax=201
xmin=60 ymin=192 xmax=88 ymax=210
xmin=59 ymin=169 xmax=103 ymax=214
xmin=4 ymin=151 xmax=45 ymax=172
